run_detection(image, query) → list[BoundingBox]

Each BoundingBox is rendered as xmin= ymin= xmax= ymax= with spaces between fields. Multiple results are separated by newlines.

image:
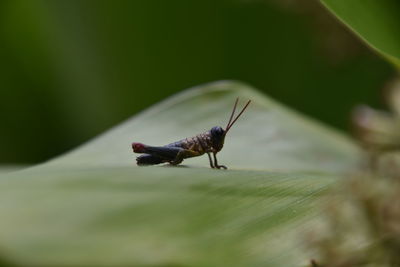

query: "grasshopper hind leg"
xmin=136 ymin=154 xmax=165 ymax=165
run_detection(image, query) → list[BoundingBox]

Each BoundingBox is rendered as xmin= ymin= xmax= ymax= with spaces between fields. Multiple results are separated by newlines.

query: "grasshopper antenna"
xmin=225 ymin=99 xmax=251 ymax=134
xmin=225 ymin=98 xmax=239 ymax=131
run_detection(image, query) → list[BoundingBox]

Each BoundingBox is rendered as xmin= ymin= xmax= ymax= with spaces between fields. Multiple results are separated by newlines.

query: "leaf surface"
xmin=0 ymin=81 xmax=360 ymax=266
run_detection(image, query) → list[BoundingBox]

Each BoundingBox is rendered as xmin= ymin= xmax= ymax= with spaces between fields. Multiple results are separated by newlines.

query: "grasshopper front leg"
xmin=207 ymin=152 xmax=215 ymax=168
xmin=213 ymin=152 xmax=227 ymax=169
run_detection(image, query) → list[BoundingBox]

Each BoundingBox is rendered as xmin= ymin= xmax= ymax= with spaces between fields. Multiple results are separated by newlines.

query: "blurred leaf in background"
xmin=0 ymin=0 xmax=394 ymax=164
xmin=321 ymin=0 xmax=400 ymax=67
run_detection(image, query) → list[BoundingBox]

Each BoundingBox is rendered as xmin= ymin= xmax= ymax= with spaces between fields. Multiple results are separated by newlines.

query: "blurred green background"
xmin=0 ymin=0 xmax=394 ymax=164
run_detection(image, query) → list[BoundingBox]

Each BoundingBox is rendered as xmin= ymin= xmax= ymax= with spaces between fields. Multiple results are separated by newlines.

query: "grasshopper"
xmin=132 ymin=98 xmax=251 ymax=169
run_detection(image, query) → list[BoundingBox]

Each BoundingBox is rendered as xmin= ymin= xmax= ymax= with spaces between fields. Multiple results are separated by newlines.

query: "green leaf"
xmin=0 ymin=165 xmax=28 ymax=175
xmin=0 ymin=81 xmax=360 ymax=266
xmin=320 ymin=0 xmax=400 ymax=68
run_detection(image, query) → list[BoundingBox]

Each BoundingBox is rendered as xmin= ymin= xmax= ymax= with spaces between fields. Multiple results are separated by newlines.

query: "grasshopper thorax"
xmin=210 ymin=126 xmax=225 ymax=152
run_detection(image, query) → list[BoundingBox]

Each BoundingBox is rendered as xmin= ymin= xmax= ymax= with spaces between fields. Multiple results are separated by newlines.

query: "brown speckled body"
xmin=166 ymin=130 xmax=219 ymax=157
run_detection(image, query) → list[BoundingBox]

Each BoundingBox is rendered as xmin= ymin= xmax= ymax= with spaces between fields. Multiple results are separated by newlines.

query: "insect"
xmin=131 ymin=98 xmax=251 ymax=169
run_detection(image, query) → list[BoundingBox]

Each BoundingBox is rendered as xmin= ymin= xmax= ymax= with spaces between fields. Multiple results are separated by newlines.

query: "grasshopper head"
xmin=210 ymin=98 xmax=251 ymax=153
xmin=210 ymin=126 xmax=226 ymax=152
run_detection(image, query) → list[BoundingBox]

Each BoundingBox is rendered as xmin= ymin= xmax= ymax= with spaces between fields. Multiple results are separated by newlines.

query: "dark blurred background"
xmin=0 ymin=0 xmax=394 ymax=164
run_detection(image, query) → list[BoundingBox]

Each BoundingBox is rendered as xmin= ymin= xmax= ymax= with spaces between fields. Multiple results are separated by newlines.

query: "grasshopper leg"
xmin=213 ymin=152 xmax=227 ymax=170
xmin=133 ymin=144 xmax=185 ymax=166
xmin=136 ymin=154 xmax=165 ymax=165
xmin=207 ymin=152 xmax=215 ymax=168
xmin=170 ymin=152 xmax=184 ymax=165
xmin=170 ymin=149 xmax=201 ymax=166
